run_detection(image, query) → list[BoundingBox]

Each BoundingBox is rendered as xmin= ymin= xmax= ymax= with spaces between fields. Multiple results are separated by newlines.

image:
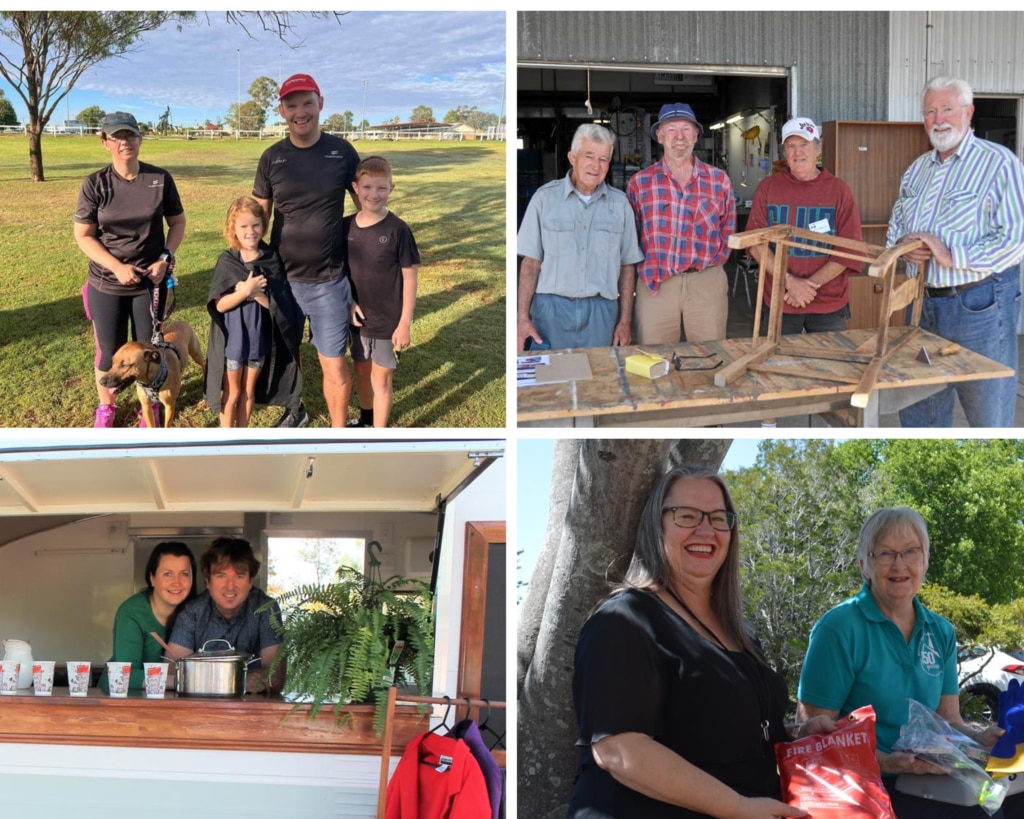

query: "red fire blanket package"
xmin=776 ymin=705 xmax=896 ymax=819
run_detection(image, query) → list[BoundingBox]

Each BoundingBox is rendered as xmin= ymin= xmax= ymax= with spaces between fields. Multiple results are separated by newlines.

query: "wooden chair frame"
xmin=715 ymin=225 xmax=924 ymax=408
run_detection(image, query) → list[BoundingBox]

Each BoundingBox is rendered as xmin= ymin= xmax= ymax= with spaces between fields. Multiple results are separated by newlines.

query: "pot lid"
xmin=183 ymin=639 xmax=252 ymax=661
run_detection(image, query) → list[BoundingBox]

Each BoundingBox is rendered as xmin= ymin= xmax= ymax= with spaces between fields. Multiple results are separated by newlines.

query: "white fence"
xmin=0 ymin=123 xmax=507 ymax=141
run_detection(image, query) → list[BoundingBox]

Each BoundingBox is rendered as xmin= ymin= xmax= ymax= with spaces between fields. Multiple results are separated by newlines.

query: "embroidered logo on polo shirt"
xmin=148 ymin=180 xmax=164 ymax=188
xmin=272 ymin=158 xmax=287 ymax=165
xmin=919 ymin=631 xmax=942 ymax=677
xmin=379 ymin=236 xmax=388 ymax=244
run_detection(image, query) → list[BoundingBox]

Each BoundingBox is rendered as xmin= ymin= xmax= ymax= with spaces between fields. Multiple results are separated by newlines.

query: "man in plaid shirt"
xmin=627 ymin=103 xmax=736 ymax=343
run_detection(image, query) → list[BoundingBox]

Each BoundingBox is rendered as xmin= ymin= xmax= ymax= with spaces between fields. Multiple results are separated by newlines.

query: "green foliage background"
xmin=727 ymin=439 xmax=1024 ymax=698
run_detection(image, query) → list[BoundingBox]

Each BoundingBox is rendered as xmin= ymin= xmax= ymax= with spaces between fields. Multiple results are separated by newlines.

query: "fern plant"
xmin=261 ymin=566 xmax=434 ymax=729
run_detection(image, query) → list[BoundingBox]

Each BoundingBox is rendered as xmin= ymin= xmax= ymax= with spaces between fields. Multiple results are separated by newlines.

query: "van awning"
xmin=0 ymin=437 xmax=504 ymax=545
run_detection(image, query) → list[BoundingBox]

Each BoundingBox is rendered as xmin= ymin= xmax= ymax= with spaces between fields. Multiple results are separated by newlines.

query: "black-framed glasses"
xmin=663 ymin=506 xmax=737 ymax=531
xmin=869 ymin=546 xmax=925 ymax=566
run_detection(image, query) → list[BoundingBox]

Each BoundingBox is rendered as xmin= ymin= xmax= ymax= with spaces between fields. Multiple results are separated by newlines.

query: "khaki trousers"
xmin=635 ymin=266 xmax=729 ymax=344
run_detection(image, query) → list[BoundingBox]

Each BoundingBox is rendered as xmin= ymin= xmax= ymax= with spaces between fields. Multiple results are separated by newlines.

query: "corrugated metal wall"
xmin=888 ymin=11 xmax=1024 ymax=120
xmin=517 ymin=11 xmax=890 ymax=122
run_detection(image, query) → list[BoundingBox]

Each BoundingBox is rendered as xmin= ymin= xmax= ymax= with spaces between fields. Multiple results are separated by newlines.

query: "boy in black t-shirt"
xmin=346 ymin=156 xmax=420 ymax=428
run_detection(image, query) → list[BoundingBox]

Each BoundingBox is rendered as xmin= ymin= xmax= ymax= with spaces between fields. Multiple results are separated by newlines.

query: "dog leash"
xmin=147 ymin=259 xmax=177 ymax=343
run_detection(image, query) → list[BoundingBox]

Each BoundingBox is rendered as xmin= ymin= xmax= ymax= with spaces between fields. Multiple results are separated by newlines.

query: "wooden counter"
xmin=0 ymin=688 xmax=428 ymax=754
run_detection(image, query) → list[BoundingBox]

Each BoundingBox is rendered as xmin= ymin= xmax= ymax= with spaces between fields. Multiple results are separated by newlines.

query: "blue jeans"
xmin=530 ymin=293 xmax=618 ymax=349
xmin=899 ymin=265 xmax=1021 ymax=428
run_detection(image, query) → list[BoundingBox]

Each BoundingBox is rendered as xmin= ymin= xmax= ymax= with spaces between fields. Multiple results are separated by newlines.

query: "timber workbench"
xmin=517 ymin=328 xmax=1014 ymax=428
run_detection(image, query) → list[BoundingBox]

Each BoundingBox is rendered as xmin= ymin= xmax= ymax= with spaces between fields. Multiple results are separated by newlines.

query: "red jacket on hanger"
xmin=385 ymin=730 xmax=490 ymax=819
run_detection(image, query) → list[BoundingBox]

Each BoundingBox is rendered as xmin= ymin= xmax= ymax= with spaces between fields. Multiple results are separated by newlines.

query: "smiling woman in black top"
xmin=73 ymin=111 xmax=185 ymax=428
xmin=568 ymin=465 xmax=832 ymax=819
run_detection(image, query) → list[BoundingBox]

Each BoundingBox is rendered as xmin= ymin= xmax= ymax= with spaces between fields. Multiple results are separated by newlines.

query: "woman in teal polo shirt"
xmin=796 ymin=507 xmax=1007 ymax=818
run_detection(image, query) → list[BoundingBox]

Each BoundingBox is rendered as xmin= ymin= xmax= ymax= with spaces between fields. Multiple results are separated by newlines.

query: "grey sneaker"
xmin=274 ymin=403 xmax=309 ymax=428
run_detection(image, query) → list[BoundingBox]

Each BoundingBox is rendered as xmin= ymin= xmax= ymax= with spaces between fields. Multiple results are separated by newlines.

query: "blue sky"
xmin=0 ymin=12 xmax=506 ymax=128
xmin=516 ymin=438 xmax=766 ymax=605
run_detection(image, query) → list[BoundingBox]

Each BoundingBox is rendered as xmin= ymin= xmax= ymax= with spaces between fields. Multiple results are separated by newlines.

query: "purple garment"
xmin=450 ymin=719 xmax=503 ymax=819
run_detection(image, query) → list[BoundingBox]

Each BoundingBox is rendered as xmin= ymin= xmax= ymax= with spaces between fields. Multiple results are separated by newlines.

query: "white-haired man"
xmin=517 ymin=123 xmax=643 ymax=351
xmin=889 ymin=76 xmax=1024 ymax=427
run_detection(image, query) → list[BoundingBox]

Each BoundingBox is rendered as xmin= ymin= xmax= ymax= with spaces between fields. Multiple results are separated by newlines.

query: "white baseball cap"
xmin=781 ymin=118 xmax=821 ymax=143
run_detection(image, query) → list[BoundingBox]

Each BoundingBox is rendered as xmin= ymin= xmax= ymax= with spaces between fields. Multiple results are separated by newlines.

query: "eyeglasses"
xmin=105 ymin=132 xmax=140 ymax=143
xmin=663 ymin=506 xmax=737 ymax=531
xmin=923 ymin=105 xmax=967 ymax=119
xmin=869 ymin=546 xmax=925 ymax=566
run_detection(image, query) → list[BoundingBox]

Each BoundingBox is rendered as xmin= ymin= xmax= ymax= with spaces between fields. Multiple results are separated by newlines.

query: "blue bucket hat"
xmin=652 ymin=103 xmax=703 ymax=139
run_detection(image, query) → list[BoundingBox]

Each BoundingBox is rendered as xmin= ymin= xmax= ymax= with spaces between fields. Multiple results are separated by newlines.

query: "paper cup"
xmin=0 ymin=660 xmax=20 ymax=694
xmin=143 ymin=662 xmax=169 ymax=698
xmin=106 ymin=661 xmax=131 ymax=697
xmin=32 ymin=661 xmax=55 ymax=696
xmin=67 ymin=661 xmax=91 ymax=696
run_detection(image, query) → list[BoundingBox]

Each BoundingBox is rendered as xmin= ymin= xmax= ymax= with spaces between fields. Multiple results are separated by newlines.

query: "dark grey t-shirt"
xmin=345 ymin=211 xmax=420 ymax=338
xmin=252 ymin=132 xmax=359 ymax=283
xmin=74 ymin=161 xmax=184 ymax=296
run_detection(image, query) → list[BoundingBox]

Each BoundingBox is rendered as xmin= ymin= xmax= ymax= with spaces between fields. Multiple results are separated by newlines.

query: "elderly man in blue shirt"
xmin=517 ymin=123 xmax=644 ymax=351
xmin=888 ymin=76 xmax=1024 ymax=427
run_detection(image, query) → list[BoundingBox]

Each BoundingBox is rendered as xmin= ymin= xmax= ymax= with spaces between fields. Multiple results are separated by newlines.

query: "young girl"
xmin=205 ymin=197 xmax=303 ymax=427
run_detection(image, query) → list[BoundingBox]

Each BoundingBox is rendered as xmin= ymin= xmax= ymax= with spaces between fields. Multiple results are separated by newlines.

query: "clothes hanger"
xmin=428 ymin=696 xmax=452 ymax=735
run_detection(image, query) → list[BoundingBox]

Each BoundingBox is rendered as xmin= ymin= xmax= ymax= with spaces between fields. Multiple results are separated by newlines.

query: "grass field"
xmin=0 ymin=135 xmax=505 ymax=428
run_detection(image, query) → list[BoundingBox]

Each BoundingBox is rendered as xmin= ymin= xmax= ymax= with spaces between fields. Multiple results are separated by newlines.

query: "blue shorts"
xmin=290 ymin=277 xmax=352 ymax=359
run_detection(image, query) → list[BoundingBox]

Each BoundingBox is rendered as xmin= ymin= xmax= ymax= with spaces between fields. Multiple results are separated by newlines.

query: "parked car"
xmin=958 ymin=645 xmax=1024 ymax=722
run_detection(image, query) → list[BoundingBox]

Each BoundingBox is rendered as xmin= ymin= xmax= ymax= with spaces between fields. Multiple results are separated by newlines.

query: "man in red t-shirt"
xmin=746 ymin=117 xmax=863 ymax=426
xmin=747 ymin=117 xmax=863 ymax=333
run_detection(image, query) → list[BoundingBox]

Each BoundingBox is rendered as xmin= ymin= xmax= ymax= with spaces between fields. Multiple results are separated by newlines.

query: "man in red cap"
xmin=253 ymin=73 xmax=360 ymax=427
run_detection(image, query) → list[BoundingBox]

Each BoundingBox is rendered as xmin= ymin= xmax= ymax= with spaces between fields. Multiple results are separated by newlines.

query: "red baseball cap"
xmin=279 ymin=73 xmax=321 ymax=100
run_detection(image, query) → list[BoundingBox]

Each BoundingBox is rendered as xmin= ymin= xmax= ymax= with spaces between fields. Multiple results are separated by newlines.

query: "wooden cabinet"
xmin=822 ymin=121 xmax=931 ymax=329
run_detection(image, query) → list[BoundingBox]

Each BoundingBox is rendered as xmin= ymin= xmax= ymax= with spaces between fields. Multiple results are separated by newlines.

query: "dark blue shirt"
xmin=168 ymin=586 xmax=282 ymax=667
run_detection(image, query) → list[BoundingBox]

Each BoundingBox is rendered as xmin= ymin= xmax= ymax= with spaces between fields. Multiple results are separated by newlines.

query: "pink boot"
xmin=93 ymin=404 xmax=116 ymax=428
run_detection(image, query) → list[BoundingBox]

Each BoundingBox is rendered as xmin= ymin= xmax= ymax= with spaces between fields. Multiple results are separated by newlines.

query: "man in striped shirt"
xmin=888 ymin=76 xmax=1024 ymax=427
xmin=627 ymin=103 xmax=736 ymax=344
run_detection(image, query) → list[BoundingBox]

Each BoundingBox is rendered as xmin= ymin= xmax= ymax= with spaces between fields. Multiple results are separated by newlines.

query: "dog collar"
xmin=139 ymin=341 xmax=183 ymax=399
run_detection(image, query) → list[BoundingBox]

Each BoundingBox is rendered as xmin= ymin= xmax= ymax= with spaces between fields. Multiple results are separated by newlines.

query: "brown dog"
xmin=99 ymin=321 xmax=204 ymax=427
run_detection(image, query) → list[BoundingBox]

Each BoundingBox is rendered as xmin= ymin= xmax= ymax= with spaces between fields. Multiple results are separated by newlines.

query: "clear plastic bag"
xmin=891 ymin=698 xmax=1007 ymax=815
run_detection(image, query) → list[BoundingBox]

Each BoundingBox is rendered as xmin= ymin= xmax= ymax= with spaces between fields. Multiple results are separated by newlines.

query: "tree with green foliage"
xmin=411 ymin=105 xmax=434 ymax=123
xmin=443 ymin=104 xmax=499 ymax=130
xmin=0 ymin=90 xmax=17 ymax=126
xmin=0 ymin=11 xmax=347 ymax=181
xmin=323 ymin=111 xmax=354 ymax=133
xmin=75 ymin=105 xmax=105 ymax=129
xmin=0 ymin=11 xmax=181 ymax=181
xmin=248 ymin=75 xmax=278 ymax=122
xmin=226 ymin=99 xmax=265 ymax=131
xmin=864 ymin=439 xmax=1024 ymax=603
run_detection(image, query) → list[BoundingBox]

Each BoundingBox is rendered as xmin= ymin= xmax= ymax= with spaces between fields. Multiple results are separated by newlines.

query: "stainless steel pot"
xmin=175 ymin=639 xmax=257 ymax=698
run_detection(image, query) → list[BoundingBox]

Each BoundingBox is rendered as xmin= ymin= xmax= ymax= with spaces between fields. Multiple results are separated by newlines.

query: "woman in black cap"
xmin=73 ymin=111 xmax=186 ymax=427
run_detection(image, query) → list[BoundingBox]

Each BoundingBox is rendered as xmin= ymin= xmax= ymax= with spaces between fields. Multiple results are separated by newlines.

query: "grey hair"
xmin=923 ymin=76 xmax=974 ymax=109
xmin=857 ymin=507 xmax=931 ymax=584
xmin=622 ymin=464 xmax=759 ymax=656
xmin=571 ymin=123 xmax=614 ymax=154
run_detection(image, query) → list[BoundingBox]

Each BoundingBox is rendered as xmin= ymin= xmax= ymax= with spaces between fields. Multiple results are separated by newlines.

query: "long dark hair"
xmin=145 ymin=541 xmax=198 ymax=635
xmin=621 ymin=464 xmax=760 ymax=657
